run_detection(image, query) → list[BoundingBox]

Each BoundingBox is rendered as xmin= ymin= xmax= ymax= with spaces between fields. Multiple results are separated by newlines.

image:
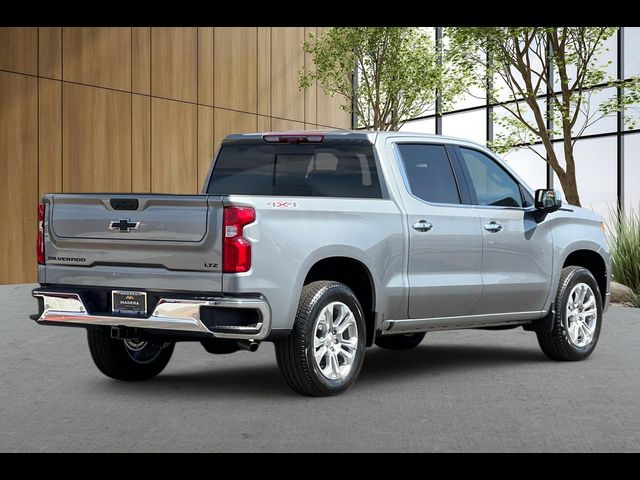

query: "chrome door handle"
xmin=412 ymin=220 xmax=433 ymax=232
xmin=484 ymin=222 xmax=503 ymax=233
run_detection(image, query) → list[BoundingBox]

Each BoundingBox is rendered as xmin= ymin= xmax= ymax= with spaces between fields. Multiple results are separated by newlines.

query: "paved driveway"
xmin=1 ymin=284 xmax=639 ymax=452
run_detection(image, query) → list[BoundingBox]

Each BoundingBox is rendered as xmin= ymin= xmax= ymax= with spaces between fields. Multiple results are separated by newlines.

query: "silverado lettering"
xmin=46 ymin=256 xmax=86 ymax=263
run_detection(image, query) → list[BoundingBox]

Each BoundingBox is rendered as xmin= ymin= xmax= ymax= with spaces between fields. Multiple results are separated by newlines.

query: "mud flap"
xmin=523 ymin=302 xmax=555 ymax=333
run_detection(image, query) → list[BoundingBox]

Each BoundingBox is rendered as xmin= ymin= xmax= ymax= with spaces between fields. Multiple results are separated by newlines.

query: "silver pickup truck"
xmin=32 ymin=131 xmax=611 ymax=396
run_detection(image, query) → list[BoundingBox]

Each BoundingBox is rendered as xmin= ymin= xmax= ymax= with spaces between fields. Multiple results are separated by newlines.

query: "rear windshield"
xmin=207 ymin=143 xmax=382 ymax=198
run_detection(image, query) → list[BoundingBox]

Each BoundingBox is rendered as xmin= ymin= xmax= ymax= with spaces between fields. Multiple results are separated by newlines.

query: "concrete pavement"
xmin=1 ymin=283 xmax=639 ymax=452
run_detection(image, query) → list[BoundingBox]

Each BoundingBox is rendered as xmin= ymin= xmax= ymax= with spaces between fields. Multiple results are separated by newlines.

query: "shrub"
xmin=607 ymin=208 xmax=640 ymax=307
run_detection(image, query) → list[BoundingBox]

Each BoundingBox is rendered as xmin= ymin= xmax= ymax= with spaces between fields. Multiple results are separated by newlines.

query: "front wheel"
xmin=275 ymin=281 xmax=366 ymax=397
xmin=537 ymin=266 xmax=603 ymax=361
xmin=87 ymin=328 xmax=175 ymax=381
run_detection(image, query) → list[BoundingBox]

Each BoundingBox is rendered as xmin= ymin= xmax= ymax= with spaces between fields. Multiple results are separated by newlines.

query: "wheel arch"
xmin=302 ymin=256 xmax=377 ymax=346
xmin=562 ymin=248 xmax=608 ymax=305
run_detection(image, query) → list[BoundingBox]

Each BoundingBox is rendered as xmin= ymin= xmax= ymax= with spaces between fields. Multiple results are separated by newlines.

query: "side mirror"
xmin=534 ymin=189 xmax=562 ymax=221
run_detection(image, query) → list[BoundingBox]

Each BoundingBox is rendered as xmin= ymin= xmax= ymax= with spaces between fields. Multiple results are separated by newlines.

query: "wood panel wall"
xmin=0 ymin=27 xmax=351 ymax=284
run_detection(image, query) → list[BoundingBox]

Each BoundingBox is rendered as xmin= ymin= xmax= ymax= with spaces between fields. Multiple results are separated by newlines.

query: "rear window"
xmin=207 ymin=143 xmax=382 ymax=198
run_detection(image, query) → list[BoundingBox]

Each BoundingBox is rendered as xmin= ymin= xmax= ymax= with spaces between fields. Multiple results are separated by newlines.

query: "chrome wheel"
xmin=123 ymin=339 xmax=169 ymax=364
xmin=565 ymin=282 xmax=598 ymax=348
xmin=313 ymin=301 xmax=359 ymax=381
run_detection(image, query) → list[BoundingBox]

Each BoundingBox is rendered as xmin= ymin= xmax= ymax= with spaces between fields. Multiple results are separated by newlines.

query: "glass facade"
xmin=397 ymin=27 xmax=640 ymax=218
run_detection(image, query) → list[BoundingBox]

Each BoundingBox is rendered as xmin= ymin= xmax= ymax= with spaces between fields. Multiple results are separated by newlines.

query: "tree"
xmin=300 ymin=27 xmax=464 ymax=131
xmin=448 ymin=27 xmax=640 ymax=206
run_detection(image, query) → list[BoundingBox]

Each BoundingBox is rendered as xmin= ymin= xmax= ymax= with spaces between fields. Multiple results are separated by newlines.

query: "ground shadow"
xmin=100 ymin=363 xmax=290 ymax=398
xmin=359 ymin=343 xmax=545 ymax=385
xmin=99 ymin=342 xmax=546 ymax=398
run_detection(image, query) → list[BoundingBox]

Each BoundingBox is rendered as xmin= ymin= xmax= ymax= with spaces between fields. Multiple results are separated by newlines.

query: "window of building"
xmin=501 ymin=145 xmax=548 ymax=192
xmin=447 ymin=85 xmax=486 ymax=111
xmin=493 ymin=99 xmax=546 ymax=143
xmin=400 ymin=117 xmax=436 ymax=135
xmin=442 ymin=109 xmax=486 ymax=144
xmin=625 ymin=27 xmax=640 ymax=78
xmin=397 ymin=144 xmax=461 ymax=204
xmin=624 ymin=133 xmax=640 ymax=214
xmin=553 ymin=137 xmax=617 ymax=219
xmin=568 ymin=87 xmax=618 ymax=137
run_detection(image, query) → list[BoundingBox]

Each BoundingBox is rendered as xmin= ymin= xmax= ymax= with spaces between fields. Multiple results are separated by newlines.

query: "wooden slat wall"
xmin=0 ymin=28 xmax=37 ymax=75
xmin=0 ymin=72 xmax=38 ymax=284
xmin=132 ymin=94 xmax=151 ymax=192
xmin=39 ymin=28 xmax=62 ymax=79
xmin=197 ymin=28 xmax=214 ymax=106
xmin=63 ymin=27 xmax=132 ymax=91
xmin=214 ymin=27 xmax=257 ymax=113
xmin=151 ymin=27 xmax=197 ymax=103
xmin=63 ymin=83 xmax=132 ymax=192
xmin=271 ymin=27 xmax=306 ymax=123
xmin=214 ymin=108 xmax=258 ymax=149
xmin=0 ymin=27 xmax=351 ymax=284
xmin=151 ymin=98 xmax=198 ymax=194
xmin=38 ymin=79 xmax=62 ymax=197
xmin=132 ymin=27 xmax=150 ymax=95
xmin=198 ymin=105 xmax=215 ymax=188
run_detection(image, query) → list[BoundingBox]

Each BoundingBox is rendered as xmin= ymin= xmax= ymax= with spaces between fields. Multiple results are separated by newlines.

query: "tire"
xmin=87 ymin=328 xmax=175 ymax=381
xmin=537 ymin=266 xmax=603 ymax=361
xmin=375 ymin=332 xmax=426 ymax=350
xmin=275 ymin=281 xmax=366 ymax=397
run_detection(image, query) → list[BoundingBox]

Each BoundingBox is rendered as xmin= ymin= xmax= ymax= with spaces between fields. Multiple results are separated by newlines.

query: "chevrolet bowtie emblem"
xmin=109 ymin=219 xmax=141 ymax=232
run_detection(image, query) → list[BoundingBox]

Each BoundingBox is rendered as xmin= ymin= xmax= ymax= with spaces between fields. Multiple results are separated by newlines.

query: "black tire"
xmin=375 ymin=332 xmax=426 ymax=350
xmin=537 ymin=266 xmax=603 ymax=361
xmin=275 ymin=281 xmax=366 ymax=397
xmin=87 ymin=328 xmax=175 ymax=381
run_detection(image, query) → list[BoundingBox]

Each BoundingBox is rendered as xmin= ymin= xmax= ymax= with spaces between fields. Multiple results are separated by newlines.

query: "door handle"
xmin=484 ymin=221 xmax=503 ymax=233
xmin=412 ymin=220 xmax=433 ymax=232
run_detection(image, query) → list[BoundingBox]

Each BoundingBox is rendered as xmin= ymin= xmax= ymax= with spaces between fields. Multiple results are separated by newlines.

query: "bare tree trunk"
xmin=559 ymin=140 xmax=581 ymax=206
xmin=557 ymin=170 xmax=581 ymax=206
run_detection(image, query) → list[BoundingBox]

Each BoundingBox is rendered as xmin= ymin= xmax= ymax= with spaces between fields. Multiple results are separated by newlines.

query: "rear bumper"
xmin=32 ymin=289 xmax=271 ymax=340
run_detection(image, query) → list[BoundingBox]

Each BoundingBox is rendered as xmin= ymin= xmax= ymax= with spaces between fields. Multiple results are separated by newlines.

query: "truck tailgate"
xmin=43 ymin=194 xmax=223 ymax=278
xmin=52 ymin=195 xmax=209 ymax=242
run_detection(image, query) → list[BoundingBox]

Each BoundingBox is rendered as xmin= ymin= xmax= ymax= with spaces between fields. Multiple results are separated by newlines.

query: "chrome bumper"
xmin=32 ymin=290 xmax=271 ymax=340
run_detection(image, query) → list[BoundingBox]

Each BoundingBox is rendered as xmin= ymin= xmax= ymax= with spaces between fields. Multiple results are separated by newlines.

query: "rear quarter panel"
xmin=221 ymin=196 xmax=406 ymax=332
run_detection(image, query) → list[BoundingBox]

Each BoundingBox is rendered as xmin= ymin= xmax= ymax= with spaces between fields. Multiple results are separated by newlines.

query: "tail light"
xmin=37 ymin=202 xmax=45 ymax=265
xmin=222 ymin=206 xmax=255 ymax=273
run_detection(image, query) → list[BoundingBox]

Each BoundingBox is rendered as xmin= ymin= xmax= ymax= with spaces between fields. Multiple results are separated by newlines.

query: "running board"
xmin=378 ymin=311 xmax=543 ymax=335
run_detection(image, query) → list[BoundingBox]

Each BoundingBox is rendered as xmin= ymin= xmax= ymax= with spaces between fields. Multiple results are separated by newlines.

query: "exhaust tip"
xmin=237 ymin=340 xmax=260 ymax=352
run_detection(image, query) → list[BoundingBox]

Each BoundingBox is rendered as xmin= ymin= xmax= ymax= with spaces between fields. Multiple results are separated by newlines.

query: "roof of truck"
xmin=222 ymin=130 xmax=486 ymax=148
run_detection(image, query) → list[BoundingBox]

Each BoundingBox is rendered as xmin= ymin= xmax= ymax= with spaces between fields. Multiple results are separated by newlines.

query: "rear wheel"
xmin=275 ymin=281 xmax=366 ymax=397
xmin=375 ymin=332 xmax=426 ymax=350
xmin=87 ymin=328 xmax=175 ymax=381
xmin=537 ymin=266 xmax=603 ymax=361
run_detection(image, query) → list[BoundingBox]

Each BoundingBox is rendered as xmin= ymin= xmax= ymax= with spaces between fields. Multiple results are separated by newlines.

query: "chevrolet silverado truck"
xmin=32 ymin=131 xmax=611 ymax=397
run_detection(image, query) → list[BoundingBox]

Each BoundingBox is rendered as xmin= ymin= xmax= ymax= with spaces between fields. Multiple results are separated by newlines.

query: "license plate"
xmin=112 ymin=290 xmax=147 ymax=315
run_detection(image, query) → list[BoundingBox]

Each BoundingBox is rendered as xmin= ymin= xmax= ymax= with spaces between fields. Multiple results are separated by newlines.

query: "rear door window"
xmin=207 ymin=144 xmax=382 ymax=198
xmin=397 ymin=144 xmax=461 ymax=204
